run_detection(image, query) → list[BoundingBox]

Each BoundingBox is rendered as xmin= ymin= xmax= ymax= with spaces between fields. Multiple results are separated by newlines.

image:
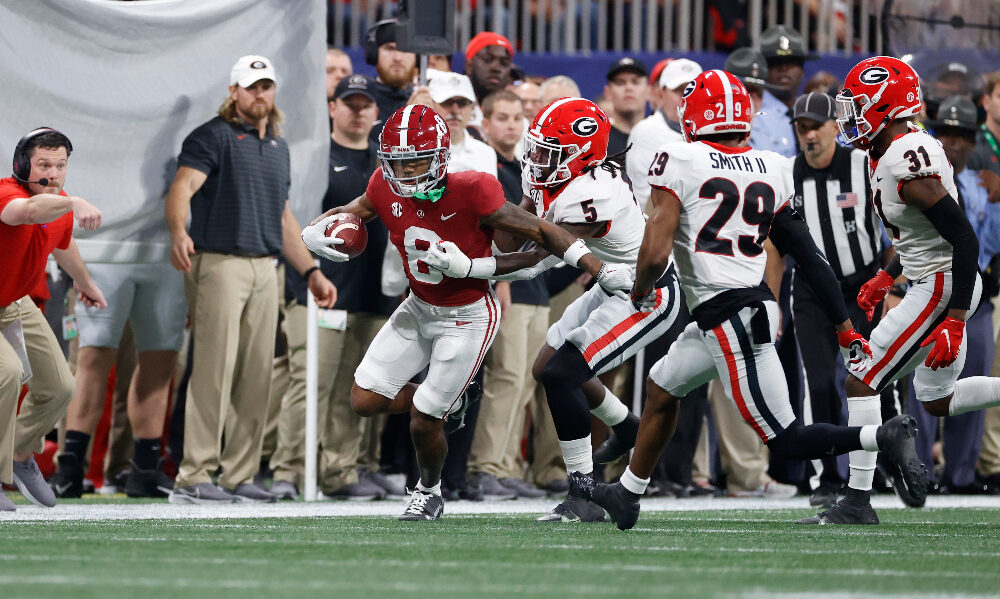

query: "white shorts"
xmin=649 ymin=301 xmax=795 ymax=442
xmin=545 ymin=276 xmax=682 ymax=375
xmin=76 ymin=262 xmax=187 ymax=352
xmin=855 ymin=271 xmax=983 ymax=402
xmin=354 ymin=291 xmax=500 ymax=419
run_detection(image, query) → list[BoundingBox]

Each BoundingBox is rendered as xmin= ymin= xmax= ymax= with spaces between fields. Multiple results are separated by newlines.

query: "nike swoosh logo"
xmin=441 ymin=213 xmax=457 ymax=221
xmin=54 ymin=482 xmax=73 ymax=495
xmin=455 ymin=321 xmax=472 ymax=326
xmin=333 ymin=165 xmax=348 ymax=172
xmin=876 ymin=176 xmax=883 ymax=183
xmin=237 ymin=134 xmax=247 ymax=140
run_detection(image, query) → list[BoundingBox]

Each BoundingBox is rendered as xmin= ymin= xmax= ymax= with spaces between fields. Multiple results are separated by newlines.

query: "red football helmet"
xmin=378 ymin=104 xmax=450 ymax=197
xmin=521 ymin=97 xmax=610 ymax=188
xmin=836 ymin=56 xmax=922 ymax=149
xmin=678 ymin=69 xmax=752 ymax=143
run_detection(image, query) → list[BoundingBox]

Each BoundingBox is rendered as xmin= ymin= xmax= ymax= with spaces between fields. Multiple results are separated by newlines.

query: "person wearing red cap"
xmin=464 ymin=32 xmax=515 ymax=104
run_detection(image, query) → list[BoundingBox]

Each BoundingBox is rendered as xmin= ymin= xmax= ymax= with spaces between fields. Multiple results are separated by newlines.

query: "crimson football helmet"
xmin=378 ymin=104 xmax=450 ymax=197
xmin=678 ymin=69 xmax=752 ymax=143
xmin=521 ymin=97 xmax=610 ymax=188
xmin=836 ymin=56 xmax=922 ymax=149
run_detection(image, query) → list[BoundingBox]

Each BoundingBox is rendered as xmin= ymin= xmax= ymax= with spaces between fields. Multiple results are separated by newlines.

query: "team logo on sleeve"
xmin=859 ymin=66 xmax=890 ymax=84
xmin=571 ymin=117 xmax=599 ymax=137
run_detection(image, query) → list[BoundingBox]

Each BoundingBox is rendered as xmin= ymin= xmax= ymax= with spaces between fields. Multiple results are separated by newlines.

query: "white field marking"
xmin=1 ymin=495 xmax=999 ymax=522
xmin=534 ymin=544 xmax=1000 ymax=559
xmin=737 ymin=593 xmax=1000 ymax=599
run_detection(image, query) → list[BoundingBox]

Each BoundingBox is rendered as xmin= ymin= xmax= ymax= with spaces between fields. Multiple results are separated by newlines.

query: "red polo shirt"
xmin=0 ymin=177 xmax=74 ymax=306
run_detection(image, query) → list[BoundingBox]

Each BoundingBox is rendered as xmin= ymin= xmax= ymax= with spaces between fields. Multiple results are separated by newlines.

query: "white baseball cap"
xmin=230 ymin=55 xmax=277 ymax=88
xmin=659 ymin=58 xmax=702 ymax=91
xmin=428 ymin=70 xmax=477 ymax=104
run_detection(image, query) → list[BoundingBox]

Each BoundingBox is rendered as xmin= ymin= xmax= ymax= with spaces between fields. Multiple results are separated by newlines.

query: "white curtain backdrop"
xmin=0 ymin=0 xmax=329 ymax=264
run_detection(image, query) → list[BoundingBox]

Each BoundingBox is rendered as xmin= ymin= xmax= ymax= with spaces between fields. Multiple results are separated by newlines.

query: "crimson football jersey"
xmin=366 ymin=168 xmax=507 ymax=307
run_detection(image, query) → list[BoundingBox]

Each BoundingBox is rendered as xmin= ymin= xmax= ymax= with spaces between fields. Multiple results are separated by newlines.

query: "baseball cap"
xmin=428 ymin=71 xmax=477 ymax=104
xmin=792 ymin=92 xmax=835 ymax=122
xmin=928 ymin=95 xmax=978 ymax=132
xmin=659 ymin=58 xmax=702 ymax=90
xmin=607 ymin=57 xmax=648 ymax=81
xmin=649 ymin=58 xmax=671 ymax=86
xmin=465 ymin=31 xmax=514 ymax=64
xmin=759 ymin=25 xmax=818 ymax=62
xmin=230 ymin=55 xmax=276 ymax=88
xmin=334 ymin=74 xmax=376 ymax=102
xmin=725 ymin=48 xmax=769 ymax=88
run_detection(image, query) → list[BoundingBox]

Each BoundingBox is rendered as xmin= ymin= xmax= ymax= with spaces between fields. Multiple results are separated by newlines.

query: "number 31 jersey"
xmin=870 ymin=125 xmax=958 ymax=282
xmin=647 ymin=140 xmax=794 ymax=310
xmin=366 ymin=168 xmax=507 ymax=307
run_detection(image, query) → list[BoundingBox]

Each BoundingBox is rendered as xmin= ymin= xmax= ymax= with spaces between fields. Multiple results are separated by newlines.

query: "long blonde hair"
xmin=217 ymin=97 xmax=285 ymax=137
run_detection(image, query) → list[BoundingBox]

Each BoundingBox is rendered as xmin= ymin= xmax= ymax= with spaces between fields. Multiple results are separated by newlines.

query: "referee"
xmin=788 ymin=92 xmax=897 ymax=508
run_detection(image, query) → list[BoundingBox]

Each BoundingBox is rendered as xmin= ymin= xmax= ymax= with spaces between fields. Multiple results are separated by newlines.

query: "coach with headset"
xmin=0 ymin=127 xmax=106 ymax=511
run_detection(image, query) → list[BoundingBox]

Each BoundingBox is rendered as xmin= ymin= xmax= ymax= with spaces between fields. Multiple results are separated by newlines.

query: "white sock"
xmin=559 ymin=436 xmax=593 ymax=475
xmin=416 ymin=480 xmax=441 ymax=496
xmin=590 ymin=386 xmax=629 ymax=427
xmin=859 ymin=425 xmax=880 ymax=452
xmin=620 ymin=466 xmax=649 ymax=495
xmin=847 ymin=395 xmax=881 ymax=491
xmin=949 ymin=377 xmax=1000 ymax=415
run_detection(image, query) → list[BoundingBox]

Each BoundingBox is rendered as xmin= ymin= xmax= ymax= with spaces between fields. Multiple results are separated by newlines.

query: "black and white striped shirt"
xmin=791 ymin=145 xmax=882 ymax=281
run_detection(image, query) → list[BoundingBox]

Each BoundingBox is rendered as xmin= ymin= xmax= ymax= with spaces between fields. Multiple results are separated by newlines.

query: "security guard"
xmin=752 ymin=25 xmax=817 ymax=157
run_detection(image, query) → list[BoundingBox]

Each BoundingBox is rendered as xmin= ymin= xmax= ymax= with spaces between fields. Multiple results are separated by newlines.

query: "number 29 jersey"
xmin=366 ymin=168 xmax=507 ymax=307
xmin=870 ymin=126 xmax=958 ymax=282
xmin=647 ymin=140 xmax=794 ymax=310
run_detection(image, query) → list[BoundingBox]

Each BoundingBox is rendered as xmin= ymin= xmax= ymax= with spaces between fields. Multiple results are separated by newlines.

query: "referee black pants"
xmin=791 ymin=273 xmax=898 ymax=488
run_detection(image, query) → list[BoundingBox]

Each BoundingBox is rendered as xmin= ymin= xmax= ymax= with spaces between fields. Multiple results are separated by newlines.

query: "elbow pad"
xmin=771 ymin=208 xmax=850 ymax=324
xmin=922 ymin=194 xmax=979 ymax=310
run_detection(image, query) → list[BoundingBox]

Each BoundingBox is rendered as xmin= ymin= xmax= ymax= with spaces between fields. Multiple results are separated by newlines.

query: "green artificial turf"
xmin=2 ymin=508 xmax=998 ymax=598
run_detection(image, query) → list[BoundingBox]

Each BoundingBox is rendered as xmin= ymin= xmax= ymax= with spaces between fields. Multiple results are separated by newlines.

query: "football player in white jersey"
xmin=791 ymin=56 xmax=1000 ymax=525
xmin=583 ymin=69 xmax=927 ymax=531
xmin=425 ymin=97 xmax=682 ymax=522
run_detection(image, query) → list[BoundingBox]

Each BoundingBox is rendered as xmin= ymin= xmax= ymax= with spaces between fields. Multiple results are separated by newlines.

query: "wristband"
xmin=302 ymin=266 xmax=320 ymax=280
xmin=562 ymin=239 xmax=591 ymax=267
xmin=468 ymin=257 xmax=497 ymax=278
xmin=888 ymin=283 xmax=908 ymax=298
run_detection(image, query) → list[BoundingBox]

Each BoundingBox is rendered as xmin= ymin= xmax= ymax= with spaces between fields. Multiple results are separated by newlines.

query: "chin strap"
xmin=414 ymin=187 xmax=445 ymax=202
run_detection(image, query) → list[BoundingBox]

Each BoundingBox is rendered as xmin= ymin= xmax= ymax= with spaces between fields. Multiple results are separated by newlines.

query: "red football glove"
xmin=857 ymin=270 xmax=895 ymax=321
xmin=920 ymin=317 xmax=965 ymax=370
xmin=837 ymin=329 xmax=874 ymax=374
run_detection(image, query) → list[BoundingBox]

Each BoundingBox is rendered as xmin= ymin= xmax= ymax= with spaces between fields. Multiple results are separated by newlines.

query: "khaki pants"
xmin=103 ymin=324 xmax=136 ymax=482
xmin=978 ymin=310 xmax=1000 ymax=476
xmin=270 ymin=302 xmax=387 ymax=491
xmin=470 ymin=303 xmax=549 ymax=479
xmin=0 ymin=316 xmax=25 ymax=485
xmin=176 ymin=253 xmax=278 ymax=489
xmin=261 ymin=263 xmax=287 ymax=461
xmin=697 ymin=378 xmax=770 ymax=492
xmin=1 ymin=298 xmax=75 ymax=476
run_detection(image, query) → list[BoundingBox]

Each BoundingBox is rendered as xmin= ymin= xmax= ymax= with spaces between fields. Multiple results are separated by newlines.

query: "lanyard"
xmin=982 ymin=124 xmax=1000 ymax=160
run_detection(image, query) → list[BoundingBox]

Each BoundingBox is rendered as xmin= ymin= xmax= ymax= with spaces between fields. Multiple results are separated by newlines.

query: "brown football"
xmin=324 ymin=213 xmax=367 ymax=259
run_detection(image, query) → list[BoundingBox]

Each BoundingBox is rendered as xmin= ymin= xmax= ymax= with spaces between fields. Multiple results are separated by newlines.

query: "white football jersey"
xmin=647 ymin=140 xmax=794 ymax=310
xmin=534 ymin=166 xmax=646 ymax=266
xmin=870 ymin=126 xmax=958 ymax=281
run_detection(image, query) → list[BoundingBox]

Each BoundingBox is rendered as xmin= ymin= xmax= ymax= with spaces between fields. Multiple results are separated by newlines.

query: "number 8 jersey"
xmin=366 ymin=168 xmax=507 ymax=307
xmin=647 ymin=139 xmax=794 ymax=310
xmin=869 ymin=125 xmax=958 ymax=282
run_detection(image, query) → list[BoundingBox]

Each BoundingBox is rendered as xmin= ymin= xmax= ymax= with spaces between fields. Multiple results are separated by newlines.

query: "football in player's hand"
xmin=325 ymin=213 xmax=367 ymax=258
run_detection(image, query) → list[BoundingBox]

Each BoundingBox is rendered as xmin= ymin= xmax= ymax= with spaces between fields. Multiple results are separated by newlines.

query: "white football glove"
xmin=426 ymin=241 xmax=472 ymax=278
xmin=301 ymin=215 xmax=349 ymax=262
xmin=595 ymin=262 xmax=634 ymax=300
xmin=630 ymin=287 xmax=659 ymax=312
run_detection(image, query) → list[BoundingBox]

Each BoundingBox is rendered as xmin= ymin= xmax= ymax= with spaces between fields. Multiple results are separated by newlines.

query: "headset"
xmin=12 ymin=127 xmax=73 ymax=184
xmin=364 ymin=19 xmax=398 ymax=66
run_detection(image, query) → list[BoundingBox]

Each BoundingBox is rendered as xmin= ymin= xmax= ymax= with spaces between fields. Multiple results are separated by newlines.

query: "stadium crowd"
xmin=3 ymin=13 xmax=1000 ymax=517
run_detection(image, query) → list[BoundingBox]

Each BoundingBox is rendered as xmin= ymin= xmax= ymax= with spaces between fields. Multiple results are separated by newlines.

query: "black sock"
xmin=611 ymin=411 xmax=638 ymax=437
xmin=133 ymin=437 xmax=162 ymax=471
xmin=541 ymin=346 xmax=594 ymax=441
xmin=844 ymin=486 xmax=870 ymax=504
xmin=767 ymin=422 xmax=864 ymax=460
xmin=63 ymin=430 xmax=91 ymax=465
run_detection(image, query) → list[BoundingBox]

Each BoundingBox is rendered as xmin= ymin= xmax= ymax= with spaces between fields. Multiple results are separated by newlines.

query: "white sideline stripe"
xmin=1 ymin=495 xmax=999 ymax=522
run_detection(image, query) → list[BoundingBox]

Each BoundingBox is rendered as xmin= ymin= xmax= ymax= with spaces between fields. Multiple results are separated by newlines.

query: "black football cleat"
xmin=48 ymin=455 xmax=85 ymax=499
xmin=796 ymin=495 xmax=879 ymax=525
xmin=876 ymin=415 xmax=927 ymax=508
xmin=444 ymin=381 xmax=482 ymax=434
xmin=593 ymin=412 xmax=640 ymax=464
xmin=877 ymin=453 xmax=923 ymax=508
xmin=537 ymin=472 xmax=606 ymax=523
xmin=591 ymin=481 xmax=641 ymax=530
xmin=808 ymin=484 xmax=841 ymax=508
xmin=399 ymin=489 xmax=444 ymax=521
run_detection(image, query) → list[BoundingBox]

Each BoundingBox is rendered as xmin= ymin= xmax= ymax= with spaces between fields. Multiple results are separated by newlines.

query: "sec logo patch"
xmin=391 ymin=202 xmax=403 ymax=218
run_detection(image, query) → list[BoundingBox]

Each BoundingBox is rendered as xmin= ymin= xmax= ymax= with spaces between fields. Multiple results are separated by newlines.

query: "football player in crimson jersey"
xmin=813 ymin=56 xmax=1000 ymax=524
xmin=584 ymin=69 xmax=925 ymax=530
xmin=302 ymin=104 xmax=632 ymax=521
xmin=424 ymin=97 xmax=684 ymax=523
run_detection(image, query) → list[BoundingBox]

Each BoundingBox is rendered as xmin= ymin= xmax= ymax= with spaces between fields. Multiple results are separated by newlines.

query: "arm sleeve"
xmin=922 ymin=194 xmax=979 ymax=310
xmin=491 ymin=254 xmax=562 ymax=281
xmin=770 ymin=206 xmax=850 ymax=324
xmin=177 ymin=126 xmax=219 ymax=175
